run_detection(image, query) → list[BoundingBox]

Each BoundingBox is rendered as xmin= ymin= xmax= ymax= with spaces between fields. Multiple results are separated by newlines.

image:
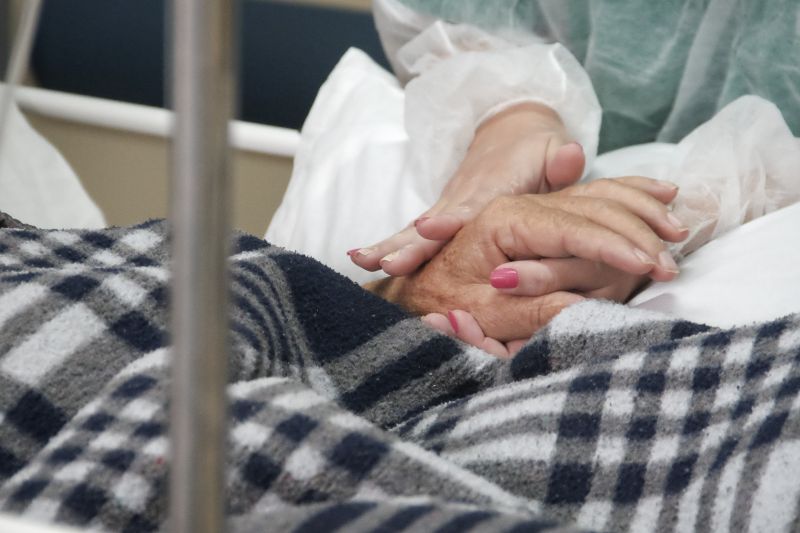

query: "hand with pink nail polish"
xmin=348 ymin=102 xmax=586 ymax=275
xmin=489 ymin=175 xmax=688 ymax=292
xmin=365 ymin=176 xmax=688 ymax=346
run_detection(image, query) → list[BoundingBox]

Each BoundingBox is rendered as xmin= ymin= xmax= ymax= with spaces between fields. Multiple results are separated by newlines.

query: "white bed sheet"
xmin=629 ymin=201 xmax=800 ymax=328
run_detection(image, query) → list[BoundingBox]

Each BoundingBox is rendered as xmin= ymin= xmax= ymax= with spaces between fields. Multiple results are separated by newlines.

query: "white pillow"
xmin=629 ymin=201 xmax=800 ymax=328
xmin=266 ymin=48 xmax=422 ymax=284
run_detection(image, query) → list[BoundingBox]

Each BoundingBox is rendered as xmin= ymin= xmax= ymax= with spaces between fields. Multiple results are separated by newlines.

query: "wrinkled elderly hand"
xmin=366 ymin=177 xmax=688 ymax=356
xmin=350 ymin=102 xmax=586 ymax=275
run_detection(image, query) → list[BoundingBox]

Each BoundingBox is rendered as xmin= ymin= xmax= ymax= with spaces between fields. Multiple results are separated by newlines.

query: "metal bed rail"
xmin=14 ymin=85 xmax=300 ymax=158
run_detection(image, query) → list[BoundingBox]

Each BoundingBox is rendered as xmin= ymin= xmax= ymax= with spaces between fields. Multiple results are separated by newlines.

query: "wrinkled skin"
xmin=350 ymin=102 xmax=586 ymax=275
xmin=366 ymin=177 xmax=688 ymax=355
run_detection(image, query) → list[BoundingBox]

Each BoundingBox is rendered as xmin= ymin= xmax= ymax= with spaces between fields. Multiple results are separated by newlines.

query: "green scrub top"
xmin=398 ymin=0 xmax=800 ymax=153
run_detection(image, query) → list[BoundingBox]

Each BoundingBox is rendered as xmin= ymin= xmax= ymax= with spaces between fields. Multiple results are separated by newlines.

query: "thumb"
xmin=544 ymin=140 xmax=585 ymax=192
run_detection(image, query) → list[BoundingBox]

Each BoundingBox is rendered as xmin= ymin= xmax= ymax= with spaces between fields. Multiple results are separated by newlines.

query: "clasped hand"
xmin=365 ymin=177 xmax=688 ymax=357
xmin=349 ymin=102 xmax=586 ymax=274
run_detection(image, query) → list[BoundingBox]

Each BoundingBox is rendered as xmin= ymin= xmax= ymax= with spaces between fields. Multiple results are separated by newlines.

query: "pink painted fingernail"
xmin=447 ymin=311 xmax=459 ymax=334
xmin=490 ymin=268 xmax=519 ymax=289
xmin=414 ymin=216 xmax=430 ymax=227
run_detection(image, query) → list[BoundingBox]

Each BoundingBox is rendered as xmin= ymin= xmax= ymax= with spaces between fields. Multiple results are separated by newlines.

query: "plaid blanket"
xmin=0 ymin=220 xmax=798 ymax=532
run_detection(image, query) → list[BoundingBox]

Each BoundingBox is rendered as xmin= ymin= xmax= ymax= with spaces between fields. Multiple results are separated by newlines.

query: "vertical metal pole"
xmin=168 ymin=0 xmax=234 ymax=531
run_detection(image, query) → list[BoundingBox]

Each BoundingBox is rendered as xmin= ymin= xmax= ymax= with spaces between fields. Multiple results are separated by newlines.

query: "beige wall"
xmin=24 ymin=112 xmax=294 ymax=237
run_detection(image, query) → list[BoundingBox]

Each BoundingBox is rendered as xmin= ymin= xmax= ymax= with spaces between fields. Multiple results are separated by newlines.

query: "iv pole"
xmin=168 ymin=0 xmax=235 ymax=531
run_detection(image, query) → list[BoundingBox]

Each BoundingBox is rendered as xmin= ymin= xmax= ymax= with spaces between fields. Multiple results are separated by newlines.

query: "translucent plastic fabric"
xmin=588 ymin=96 xmax=800 ymax=259
xmin=383 ymin=0 xmax=800 ymax=153
xmin=399 ymin=22 xmax=601 ymax=200
xmin=373 ymin=0 xmax=605 ymax=199
xmin=0 ymin=102 xmax=105 ymax=229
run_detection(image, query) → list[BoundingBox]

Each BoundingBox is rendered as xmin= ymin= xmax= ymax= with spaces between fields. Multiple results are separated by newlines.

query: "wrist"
xmin=364 ymin=276 xmax=405 ymax=305
xmin=475 ymin=101 xmax=561 ymax=140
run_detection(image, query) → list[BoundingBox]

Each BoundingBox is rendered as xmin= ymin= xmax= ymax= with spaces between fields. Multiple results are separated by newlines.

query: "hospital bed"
xmin=1 ymin=1 xmax=800 ymax=532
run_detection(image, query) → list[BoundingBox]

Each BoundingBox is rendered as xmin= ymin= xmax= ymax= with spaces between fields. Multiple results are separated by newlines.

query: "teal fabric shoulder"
xmin=398 ymin=0 xmax=800 ymax=152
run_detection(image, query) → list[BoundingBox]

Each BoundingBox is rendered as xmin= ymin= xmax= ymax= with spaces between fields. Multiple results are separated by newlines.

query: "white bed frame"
xmin=15 ymin=85 xmax=300 ymax=159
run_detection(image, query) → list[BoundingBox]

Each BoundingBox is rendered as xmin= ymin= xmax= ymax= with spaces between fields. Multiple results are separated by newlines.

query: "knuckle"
xmin=521 ymin=304 xmax=541 ymax=331
xmin=585 ymin=177 xmax=614 ymax=194
xmin=521 ymin=300 xmax=552 ymax=332
xmin=487 ymin=194 xmax=515 ymax=211
xmin=580 ymin=196 xmax=619 ymax=220
xmin=482 ymin=195 xmax=517 ymax=219
xmin=558 ymin=182 xmax=587 ymax=198
xmin=536 ymin=267 xmax=560 ymax=294
xmin=547 ymin=195 xmax=583 ymax=214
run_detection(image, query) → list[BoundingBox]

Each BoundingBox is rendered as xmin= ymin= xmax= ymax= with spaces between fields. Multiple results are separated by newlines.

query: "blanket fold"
xmin=0 ymin=220 xmax=797 ymax=532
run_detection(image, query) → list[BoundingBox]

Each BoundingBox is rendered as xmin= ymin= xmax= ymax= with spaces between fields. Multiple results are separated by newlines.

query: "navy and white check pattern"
xmin=0 ymin=220 xmax=798 ymax=532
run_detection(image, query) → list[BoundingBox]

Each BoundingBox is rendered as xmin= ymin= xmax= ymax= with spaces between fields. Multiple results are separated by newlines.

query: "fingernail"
xmin=659 ymin=180 xmax=679 ymax=192
xmin=347 ymin=248 xmax=359 ymax=257
xmin=565 ymin=141 xmax=583 ymax=152
xmin=633 ymin=248 xmax=656 ymax=266
xmin=380 ymin=250 xmax=401 ymax=263
xmin=355 ymin=247 xmax=375 ymax=257
xmin=667 ymin=212 xmax=688 ymax=232
xmin=414 ymin=216 xmax=430 ymax=227
xmin=658 ymin=250 xmax=680 ymax=273
xmin=447 ymin=311 xmax=459 ymax=333
xmin=490 ymin=268 xmax=519 ymax=289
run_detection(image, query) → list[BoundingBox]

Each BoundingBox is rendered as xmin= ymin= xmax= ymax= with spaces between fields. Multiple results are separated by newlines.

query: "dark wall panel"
xmin=32 ymin=0 xmax=390 ymax=130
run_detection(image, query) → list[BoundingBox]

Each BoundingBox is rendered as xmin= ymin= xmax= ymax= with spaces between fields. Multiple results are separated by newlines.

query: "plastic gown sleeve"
xmin=664 ymin=97 xmax=800 ymax=259
xmin=374 ymin=0 xmax=601 ymax=199
xmin=592 ymin=96 xmax=800 ymax=260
